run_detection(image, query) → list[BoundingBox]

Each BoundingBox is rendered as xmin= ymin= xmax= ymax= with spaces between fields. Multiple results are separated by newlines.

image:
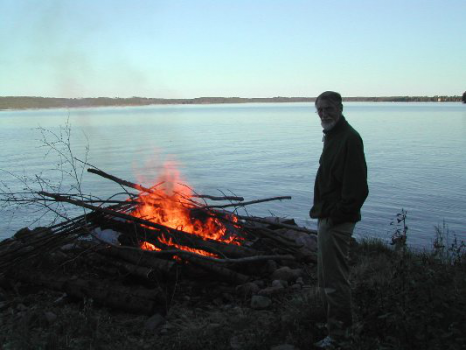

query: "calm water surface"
xmin=1 ymin=102 xmax=465 ymax=248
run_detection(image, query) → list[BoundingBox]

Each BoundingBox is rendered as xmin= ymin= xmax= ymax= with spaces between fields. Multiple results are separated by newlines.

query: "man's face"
xmin=315 ymin=99 xmax=342 ymax=131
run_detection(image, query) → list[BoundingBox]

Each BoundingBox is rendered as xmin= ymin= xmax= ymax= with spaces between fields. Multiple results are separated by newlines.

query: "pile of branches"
xmin=0 ymin=168 xmax=317 ymax=315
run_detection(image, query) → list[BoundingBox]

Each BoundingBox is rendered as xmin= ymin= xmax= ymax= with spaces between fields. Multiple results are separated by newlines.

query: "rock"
xmin=271 ymin=280 xmax=287 ymax=288
xmin=13 ymin=227 xmax=32 ymax=240
xmin=291 ymin=284 xmax=302 ymax=290
xmin=295 ymin=277 xmax=304 ymax=285
xmin=251 ymin=295 xmax=272 ymax=309
xmin=296 ymin=234 xmax=317 ymax=252
xmin=271 ymin=267 xmax=303 ymax=283
xmin=144 ymin=313 xmax=166 ymax=332
xmin=270 ymin=344 xmax=298 ymax=350
xmin=44 ymin=311 xmax=57 ymax=324
xmin=236 ymin=282 xmax=260 ymax=296
xmin=92 ymin=227 xmax=120 ymax=245
xmin=258 ymin=287 xmax=286 ymax=296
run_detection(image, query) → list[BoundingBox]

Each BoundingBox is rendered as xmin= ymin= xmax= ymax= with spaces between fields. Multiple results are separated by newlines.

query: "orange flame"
xmin=131 ymin=161 xmax=241 ymax=258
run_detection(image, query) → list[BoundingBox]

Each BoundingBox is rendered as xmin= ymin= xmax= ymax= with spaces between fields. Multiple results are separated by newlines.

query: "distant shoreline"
xmin=0 ymin=95 xmax=462 ymax=111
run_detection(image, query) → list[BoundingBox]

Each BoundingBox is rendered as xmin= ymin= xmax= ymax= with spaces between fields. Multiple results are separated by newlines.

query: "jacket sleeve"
xmin=330 ymin=135 xmax=369 ymax=225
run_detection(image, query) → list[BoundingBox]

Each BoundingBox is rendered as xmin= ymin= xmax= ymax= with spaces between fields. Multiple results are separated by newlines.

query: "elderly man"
xmin=310 ymin=91 xmax=369 ymax=348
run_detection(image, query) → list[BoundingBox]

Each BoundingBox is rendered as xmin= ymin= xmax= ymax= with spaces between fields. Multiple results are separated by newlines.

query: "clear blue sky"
xmin=1 ymin=0 xmax=465 ymax=98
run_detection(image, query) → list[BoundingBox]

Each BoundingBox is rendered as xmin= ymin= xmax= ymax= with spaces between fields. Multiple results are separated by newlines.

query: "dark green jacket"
xmin=310 ymin=116 xmax=368 ymax=224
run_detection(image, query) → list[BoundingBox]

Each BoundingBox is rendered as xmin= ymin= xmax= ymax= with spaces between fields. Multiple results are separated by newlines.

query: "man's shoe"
xmin=314 ymin=335 xmax=336 ymax=349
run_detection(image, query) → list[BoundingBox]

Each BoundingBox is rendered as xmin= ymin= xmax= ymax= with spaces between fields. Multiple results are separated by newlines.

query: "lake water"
xmin=1 ymin=102 xmax=465 ymax=249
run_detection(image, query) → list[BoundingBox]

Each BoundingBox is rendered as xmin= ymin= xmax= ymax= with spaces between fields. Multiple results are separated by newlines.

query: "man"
xmin=310 ymin=91 xmax=369 ymax=348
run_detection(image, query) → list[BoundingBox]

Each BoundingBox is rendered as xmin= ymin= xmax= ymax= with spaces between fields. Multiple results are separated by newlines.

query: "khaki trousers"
xmin=317 ymin=218 xmax=355 ymax=339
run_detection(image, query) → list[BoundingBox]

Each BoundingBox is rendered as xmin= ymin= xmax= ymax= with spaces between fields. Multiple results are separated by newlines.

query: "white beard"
xmin=321 ymin=119 xmax=337 ymax=131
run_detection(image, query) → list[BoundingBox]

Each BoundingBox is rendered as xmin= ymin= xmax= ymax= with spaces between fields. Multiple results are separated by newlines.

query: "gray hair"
xmin=315 ymin=91 xmax=343 ymax=106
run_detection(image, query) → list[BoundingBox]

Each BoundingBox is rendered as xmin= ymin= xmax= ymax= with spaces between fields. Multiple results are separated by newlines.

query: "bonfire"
xmin=0 ymin=162 xmax=317 ymax=315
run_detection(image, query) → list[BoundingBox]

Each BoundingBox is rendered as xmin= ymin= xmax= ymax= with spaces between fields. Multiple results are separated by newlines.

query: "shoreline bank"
xmin=1 ymin=95 xmax=463 ymax=111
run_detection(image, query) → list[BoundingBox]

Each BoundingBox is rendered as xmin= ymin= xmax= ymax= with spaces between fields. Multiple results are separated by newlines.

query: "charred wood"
xmin=95 ymin=217 xmax=258 ymax=259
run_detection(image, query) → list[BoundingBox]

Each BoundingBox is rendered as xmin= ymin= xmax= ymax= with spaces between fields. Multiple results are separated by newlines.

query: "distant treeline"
xmin=0 ymin=95 xmax=463 ymax=110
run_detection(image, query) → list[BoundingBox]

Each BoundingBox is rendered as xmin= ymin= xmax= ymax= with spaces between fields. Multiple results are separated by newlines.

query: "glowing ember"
xmin=131 ymin=161 xmax=242 ymax=257
xmin=140 ymin=242 xmax=160 ymax=251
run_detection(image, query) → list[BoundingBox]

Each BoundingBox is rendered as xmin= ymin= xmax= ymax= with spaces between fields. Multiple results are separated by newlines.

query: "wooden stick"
xmin=39 ymin=191 xmax=175 ymax=234
xmin=88 ymin=168 xmax=244 ymax=203
xmin=203 ymin=196 xmax=292 ymax=209
xmin=193 ymin=194 xmax=244 ymax=201
xmin=238 ymin=215 xmax=317 ymax=235
xmin=87 ymin=168 xmax=157 ymax=194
